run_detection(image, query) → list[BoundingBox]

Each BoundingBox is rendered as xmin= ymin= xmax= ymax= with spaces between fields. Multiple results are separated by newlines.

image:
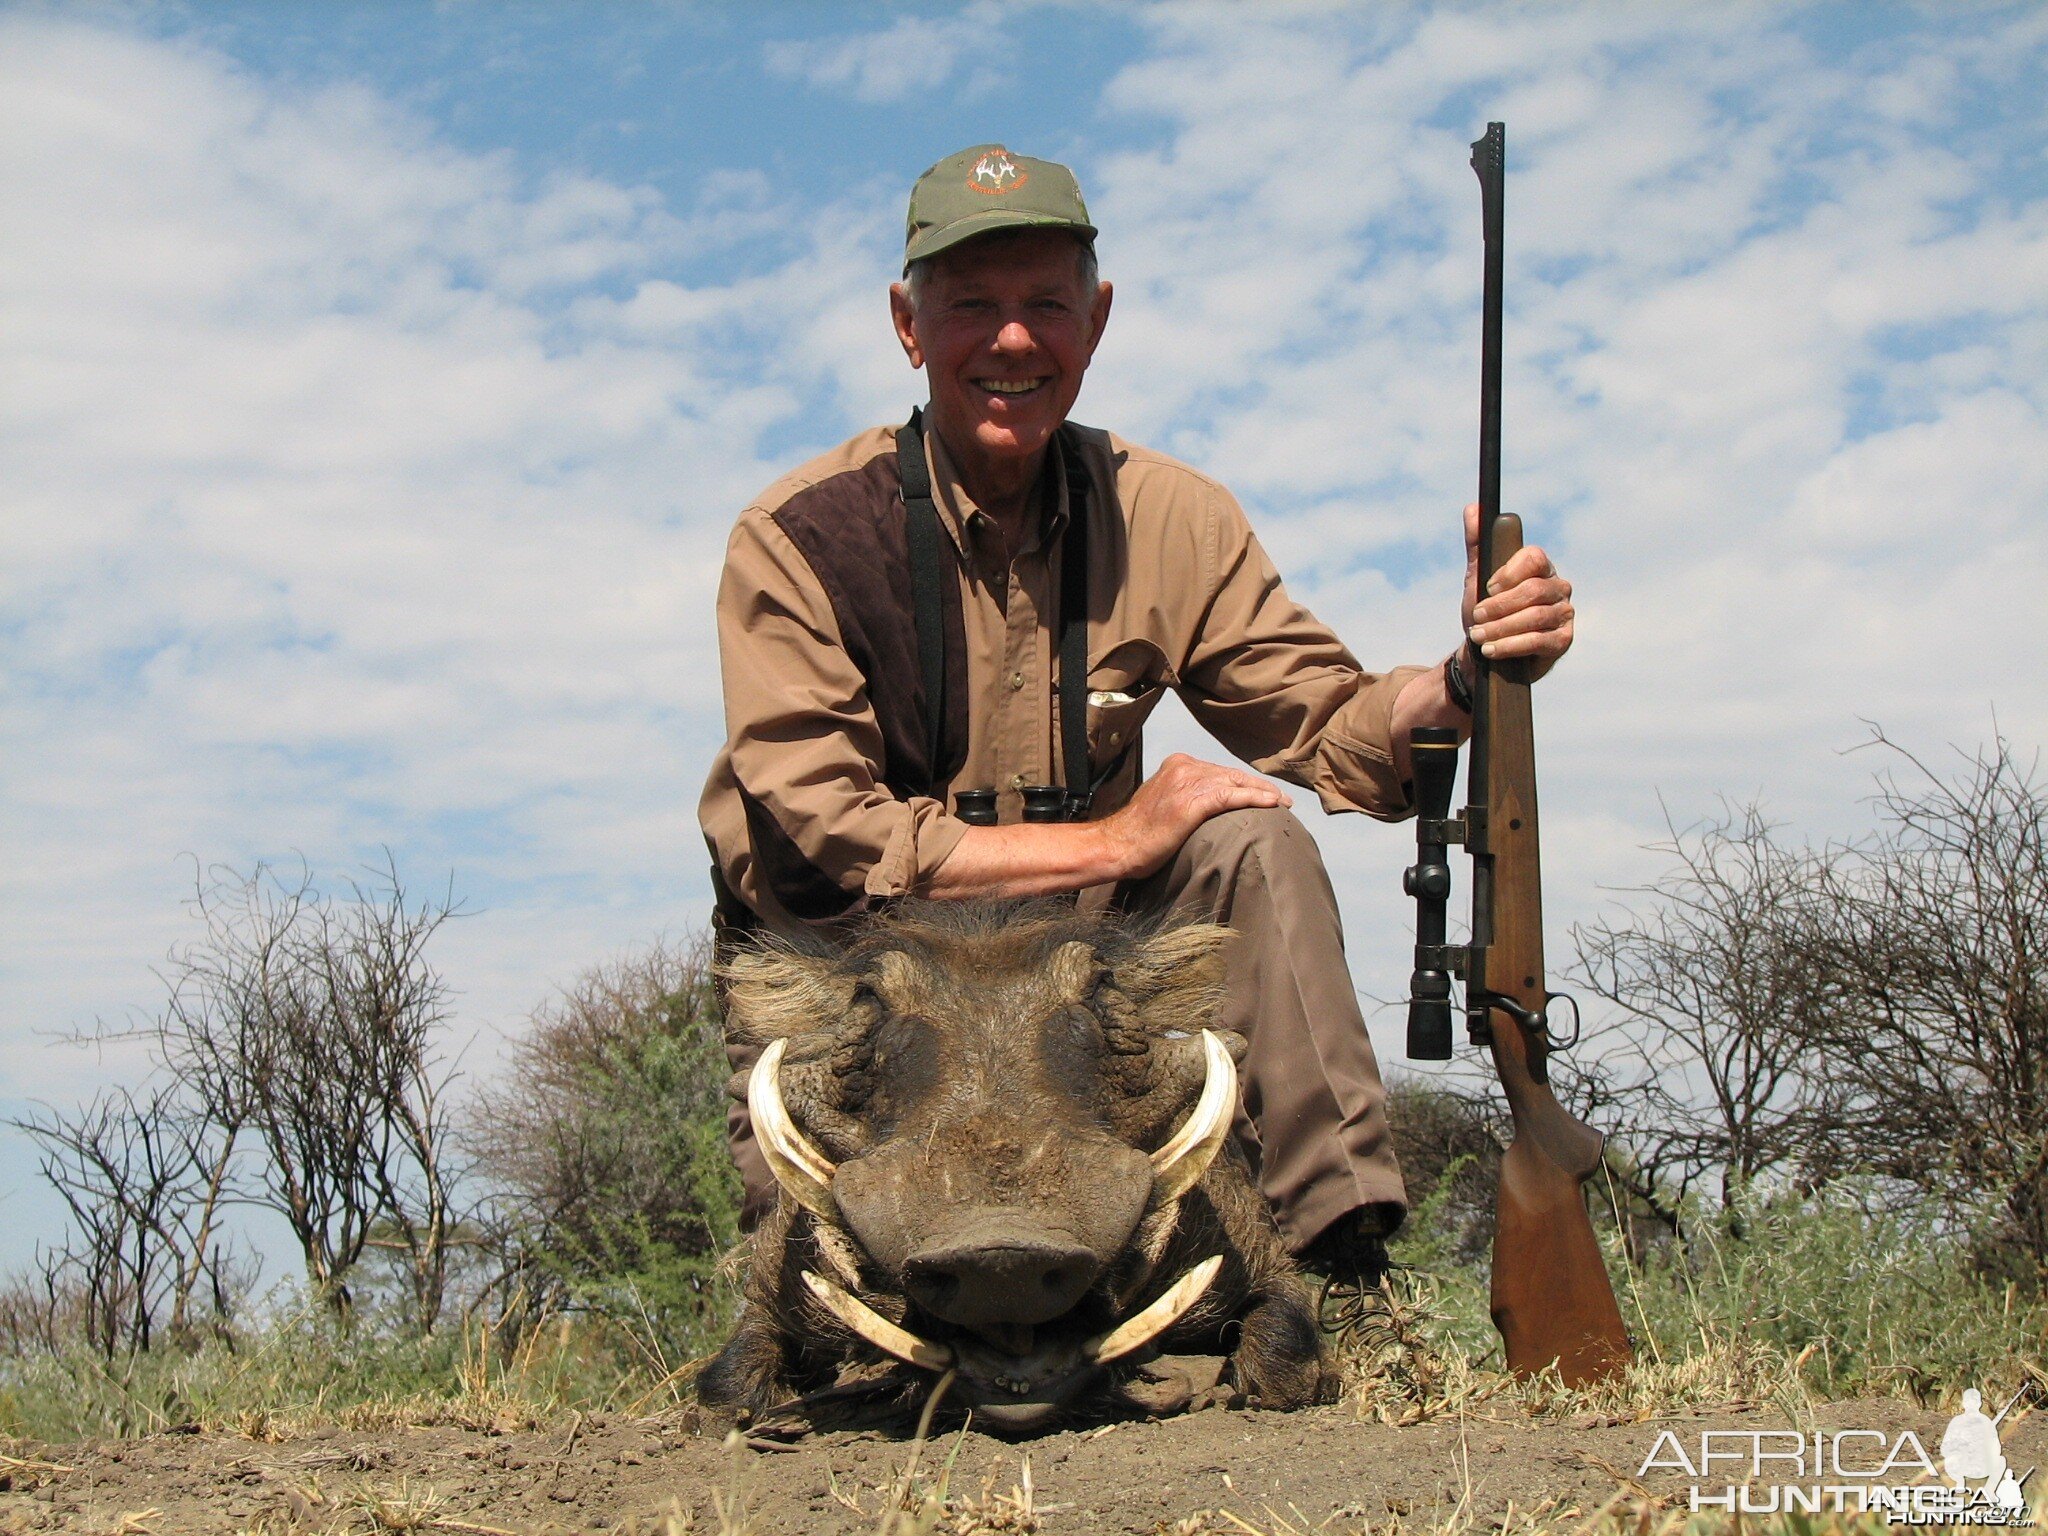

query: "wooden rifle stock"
xmin=1473 ymin=516 xmax=1630 ymax=1383
xmin=1404 ymin=123 xmax=1630 ymax=1385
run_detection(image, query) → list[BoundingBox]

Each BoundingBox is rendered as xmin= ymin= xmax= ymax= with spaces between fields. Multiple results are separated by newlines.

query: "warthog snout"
xmin=903 ymin=1229 xmax=1103 ymax=1329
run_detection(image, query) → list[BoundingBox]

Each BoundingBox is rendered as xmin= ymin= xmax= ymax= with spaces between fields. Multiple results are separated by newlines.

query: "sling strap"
xmin=1055 ymin=429 xmax=1094 ymax=817
xmin=896 ymin=411 xmax=1095 ymax=815
xmin=895 ymin=410 xmax=949 ymax=782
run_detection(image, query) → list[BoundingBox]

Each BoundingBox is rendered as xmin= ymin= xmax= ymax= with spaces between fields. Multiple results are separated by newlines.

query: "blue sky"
xmin=161 ymin=5 xmax=1144 ymax=209
xmin=2 ymin=1 xmax=2044 ymax=1273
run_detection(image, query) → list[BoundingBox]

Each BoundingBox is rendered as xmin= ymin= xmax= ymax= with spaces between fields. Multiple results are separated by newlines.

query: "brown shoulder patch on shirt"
xmin=768 ymin=449 xmax=969 ymax=799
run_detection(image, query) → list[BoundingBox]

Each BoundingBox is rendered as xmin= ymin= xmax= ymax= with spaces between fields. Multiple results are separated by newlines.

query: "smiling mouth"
xmin=976 ymin=378 xmax=1046 ymax=396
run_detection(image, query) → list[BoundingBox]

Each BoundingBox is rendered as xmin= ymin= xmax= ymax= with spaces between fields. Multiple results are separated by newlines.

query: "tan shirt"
xmin=699 ymin=422 xmax=1428 ymax=928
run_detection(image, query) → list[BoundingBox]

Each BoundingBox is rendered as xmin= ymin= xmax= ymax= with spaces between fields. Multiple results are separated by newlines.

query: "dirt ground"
xmin=3 ymin=1392 xmax=2038 ymax=1535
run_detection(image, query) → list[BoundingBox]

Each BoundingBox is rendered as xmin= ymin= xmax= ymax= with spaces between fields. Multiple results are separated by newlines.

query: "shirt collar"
xmin=925 ymin=425 xmax=1070 ymax=559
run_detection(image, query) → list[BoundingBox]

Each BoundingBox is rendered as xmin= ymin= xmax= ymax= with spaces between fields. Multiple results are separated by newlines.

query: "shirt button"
xmin=1110 ymin=731 xmax=1122 ymax=746
xmin=1009 ymin=670 xmax=1024 ymax=690
xmin=1010 ymin=773 xmax=1027 ymax=790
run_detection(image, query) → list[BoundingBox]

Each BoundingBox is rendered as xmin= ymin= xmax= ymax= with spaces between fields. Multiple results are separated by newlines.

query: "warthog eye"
xmin=1037 ymin=1006 xmax=1120 ymax=1109
xmin=841 ymin=1012 xmax=937 ymax=1120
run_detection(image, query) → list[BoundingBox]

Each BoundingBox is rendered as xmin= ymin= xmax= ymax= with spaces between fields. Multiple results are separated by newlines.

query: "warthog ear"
xmin=1048 ymin=939 xmax=1109 ymax=1005
xmin=720 ymin=943 xmax=862 ymax=1045
xmin=1114 ymin=922 xmax=1233 ymax=1032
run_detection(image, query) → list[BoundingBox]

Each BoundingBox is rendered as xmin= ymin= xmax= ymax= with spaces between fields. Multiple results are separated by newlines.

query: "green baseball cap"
xmin=904 ymin=144 xmax=1096 ymax=270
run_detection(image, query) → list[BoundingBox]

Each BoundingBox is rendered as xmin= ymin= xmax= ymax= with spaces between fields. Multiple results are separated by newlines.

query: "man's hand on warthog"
xmin=924 ymin=753 xmax=1289 ymax=898
xmin=1099 ymin=753 xmax=1291 ymax=882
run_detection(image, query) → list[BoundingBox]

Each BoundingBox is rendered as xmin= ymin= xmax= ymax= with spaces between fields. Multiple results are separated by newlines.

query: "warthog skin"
xmin=698 ymin=900 xmax=1329 ymax=1432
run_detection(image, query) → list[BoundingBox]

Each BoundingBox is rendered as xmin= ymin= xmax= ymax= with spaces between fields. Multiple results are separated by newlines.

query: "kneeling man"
xmin=698 ymin=144 xmax=1575 ymax=1288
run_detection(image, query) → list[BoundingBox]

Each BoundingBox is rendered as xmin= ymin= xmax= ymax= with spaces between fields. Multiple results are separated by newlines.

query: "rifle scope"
xmin=1404 ymin=725 xmax=1463 ymax=1060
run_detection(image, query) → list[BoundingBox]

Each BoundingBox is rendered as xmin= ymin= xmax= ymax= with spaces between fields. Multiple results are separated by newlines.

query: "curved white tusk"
xmin=1148 ymin=1029 xmax=1237 ymax=1207
xmin=802 ymin=1270 xmax=955 ymax=1371
xmin=749 ymin=1038 xmax=839 ymax=1222
xmin=1082 ymin=1254 xmax=1223 ymax=1364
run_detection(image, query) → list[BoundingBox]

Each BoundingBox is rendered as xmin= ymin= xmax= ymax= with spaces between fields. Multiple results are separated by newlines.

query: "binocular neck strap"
xmin=896 ymin=409 xmax=948 ymax=784
xmin=1056 ymin=429 xmax=1092 ymax=812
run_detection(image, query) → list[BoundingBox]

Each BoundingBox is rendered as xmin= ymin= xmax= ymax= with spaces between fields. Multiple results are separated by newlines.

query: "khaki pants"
xmin=723 ymin=807 xmax=1407 ymax=1254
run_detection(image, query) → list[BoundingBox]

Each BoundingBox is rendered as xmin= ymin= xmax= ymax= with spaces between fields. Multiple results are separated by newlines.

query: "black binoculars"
xmin=954 ymin=785 xmax=1090 ymax=825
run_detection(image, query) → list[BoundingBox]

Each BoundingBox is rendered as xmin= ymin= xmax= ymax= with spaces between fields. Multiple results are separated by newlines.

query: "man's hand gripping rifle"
xmin=1402 ymin=122 xmax=1632 ymax=1387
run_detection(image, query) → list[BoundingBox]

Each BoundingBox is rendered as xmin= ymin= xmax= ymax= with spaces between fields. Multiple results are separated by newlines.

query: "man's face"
xmin=889 ymin=230 xmax=1113 ymax=482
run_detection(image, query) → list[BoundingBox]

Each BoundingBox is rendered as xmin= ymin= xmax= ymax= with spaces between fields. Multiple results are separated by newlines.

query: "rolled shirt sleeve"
xmin=1176 ymin=480 xmax=1428 ymax=821
xmin=711 ymin=508 xmax=967 ymax=918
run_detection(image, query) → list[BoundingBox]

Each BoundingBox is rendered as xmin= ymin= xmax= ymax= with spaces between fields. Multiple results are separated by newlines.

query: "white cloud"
xmin=762 ymin=5 xmax=1009 ymax=105
xmin=0 ymin=16 xmax=897 ymax=1116
xmin=1790 ymin=390 xmax=2046 ymax=551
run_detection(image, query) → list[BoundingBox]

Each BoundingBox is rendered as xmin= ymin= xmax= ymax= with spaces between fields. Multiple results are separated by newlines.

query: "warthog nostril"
xmin=903 ymin=1262 xmax=959 ymax=1308
xmin=901 ymin=1237 xmax=1102 ymax=1329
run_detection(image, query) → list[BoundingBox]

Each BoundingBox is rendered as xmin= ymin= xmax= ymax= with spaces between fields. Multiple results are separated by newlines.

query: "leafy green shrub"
xmin=472 ymin=936 xmax=743 ymax=1372
xmin=1385 ymin=1077 xmax=1502 ymax=1272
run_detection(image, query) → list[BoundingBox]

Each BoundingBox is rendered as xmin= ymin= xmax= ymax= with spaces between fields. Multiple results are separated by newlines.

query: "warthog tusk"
xmin=1148 ymin=1029 xmax=1237 ymax=1206
xmin=749 ymin=1038 xmax=839 ymax=1222
xmin=801 ymin=1271 xmax=955 ymax=1371
xmin=1083 ymin=1254 xmax=1224 ymax=1364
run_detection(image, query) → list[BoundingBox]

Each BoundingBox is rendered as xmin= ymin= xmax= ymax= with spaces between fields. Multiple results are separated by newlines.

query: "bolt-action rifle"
xmin=1401 ymin=122 xmax=1632 ymax=1385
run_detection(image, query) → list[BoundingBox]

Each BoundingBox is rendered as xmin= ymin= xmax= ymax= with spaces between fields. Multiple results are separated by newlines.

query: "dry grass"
xmin=671 ymin=1374 xmax=1059 ymax=1536
xmin=6 ymin=1184 xmax=2039 ymax=1448
xmin=1323 ymin=1175 xmax=2048 ymax=1442
xmin=1331 ymin=1270 xmax=1509 ymax=1427
xmin=1324 ymin=1265 xmax=1800 ymax=1437
xmin=229 ymin=1471 xmax=522 ymax=1536
xmin=353 ymin=1476 xmax=446 ymax=1533
xmin=721 ymin=1341 xmax=1912 ymax=1536
xmin=0 ymin=1439 xmax=77 ymax=1492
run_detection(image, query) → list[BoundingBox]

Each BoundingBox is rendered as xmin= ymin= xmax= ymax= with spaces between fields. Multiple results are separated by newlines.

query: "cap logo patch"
xmin=967 ymin=149 xmax=1027 ymax=195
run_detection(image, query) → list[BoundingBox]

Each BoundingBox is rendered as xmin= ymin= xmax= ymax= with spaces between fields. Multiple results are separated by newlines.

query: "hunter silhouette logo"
xmin=968 ymin=149 xmax=1027 ymax=195
xmin=1943 ymin=1388 xmax=2032 ymax=1512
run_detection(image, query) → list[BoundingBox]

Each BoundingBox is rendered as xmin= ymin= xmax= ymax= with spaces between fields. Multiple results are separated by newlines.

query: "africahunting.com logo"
xmin=1640 ymin=1387 xmax=2036 ymax=1525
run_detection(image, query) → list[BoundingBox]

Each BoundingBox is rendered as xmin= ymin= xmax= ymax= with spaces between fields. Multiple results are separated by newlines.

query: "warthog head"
xmin=700 ymin=900 xmax=1325 ymax=1433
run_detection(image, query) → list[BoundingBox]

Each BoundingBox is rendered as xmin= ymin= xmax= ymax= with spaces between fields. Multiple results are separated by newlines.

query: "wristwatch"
xmin=1443 ymin=644 xmax=1477 ymax=715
